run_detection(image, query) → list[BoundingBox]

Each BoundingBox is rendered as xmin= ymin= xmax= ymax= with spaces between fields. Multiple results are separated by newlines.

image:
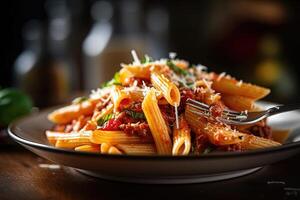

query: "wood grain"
xmin=0 ymin=146 xmax=300 ymax=200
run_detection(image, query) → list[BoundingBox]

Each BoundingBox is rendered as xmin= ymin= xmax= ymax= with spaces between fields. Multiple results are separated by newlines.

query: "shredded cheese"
xmin=174 ymin=102 xmax=179 ymax=129
xmin=196 ymin=64 xmax=207 ymax=71
xmin=90 ymin=87 xmax=111 ymax=99
xmin=202 ymin=79 xmax=214 ymax=93
xmin=236 ymin=80 xmax=243 ymax=87
xmin=217 ymin=72 xmax=226 ymax=81
xmin=169 ymin=52 xmax=177 ymax=59
xmin=131 ymin=49 xmax=141 ymax=65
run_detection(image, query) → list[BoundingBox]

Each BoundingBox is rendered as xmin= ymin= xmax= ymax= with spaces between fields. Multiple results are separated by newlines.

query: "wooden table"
xmin=1 ymin=145 xmax=300 ymax=200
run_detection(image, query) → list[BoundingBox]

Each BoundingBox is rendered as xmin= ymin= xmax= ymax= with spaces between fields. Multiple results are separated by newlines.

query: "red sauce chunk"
xmin=101 ymin=118 xmax=122 ymax=131
xmin=119 ymin=122 xmax=152 ymax=139
xmin=179 ymin=89 xmax=195 ymax=112
xmin=209 ymin=103 xmax=224 ymax=118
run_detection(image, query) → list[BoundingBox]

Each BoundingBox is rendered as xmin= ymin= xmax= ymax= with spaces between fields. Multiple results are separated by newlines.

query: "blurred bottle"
xmin=254 ymin=35 xmax=296 ymax=102
xmin=46 ymin=0 xmax=75 ymax=92
xmin=13 ymin=20 xmax=69 ymax=107
xmin=83 ymin=0 xmax=147 ymax=90
xmin=146 ymin=6 xmax=169 ymax=59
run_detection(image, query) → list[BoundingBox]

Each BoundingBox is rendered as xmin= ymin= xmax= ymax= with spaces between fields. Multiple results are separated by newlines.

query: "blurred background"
xmin=1 ymin=0 xmax=300 ymax=108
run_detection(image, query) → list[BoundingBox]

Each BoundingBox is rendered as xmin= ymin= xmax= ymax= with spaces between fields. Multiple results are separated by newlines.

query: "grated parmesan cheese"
xmin=236 ymin=80 xmax=243 ymax=87
xmin=196 ymin=64 xmax=207 ymax=71
xmin=174 ymin=102 xmax=179 ymax=129
xmin=202 ymin=79 xmax=214 ymax=93
xmin=217 ymin=72 xmax=226 ymax=81
xmin=90 ymin=87 xmax=111 ymax=99
xmin=131 ymin=49 xmax=141 ymax=65
xmin=169 ymin=52 xmax=177 ymax=59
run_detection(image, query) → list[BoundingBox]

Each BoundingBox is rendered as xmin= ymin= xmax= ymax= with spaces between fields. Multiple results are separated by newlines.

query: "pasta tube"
xmin=142 ymin=88 xmax=172 ymax=154
xmin=55 ymin=132 xmax=92 ymax=149
xmin=122 ymin=63 xmax=164 ymax=80
xmin=75 ymin=144 xmax=100 ymax=152
xmin=204 ymin=123 xmax=245 ymax=146
xmin=111 ymin=86 xmax=131 ymax=112
xmin=151 ymin=72 xmax=180 ymax=106
xmin=172 ymin=115 xmax=191 ymax=155
xmin=48 ymin=99 xmax=100 ymax=124
xmin=46 ymin=131 xmax=83 ymax=145
xmin=90 ymin=130 xmax=152 ymax=145
xmin=212 ymin=76 xmax=270 ymax=100
xmin=119 ymin=68 xmax=134 ymax=85
xmin=222 ymin=95 xmax=254 ymax=111
xmin=116 ymin=144 xmax=156 ymax=155
xmin=100 ymin=143 xmax=122 ymax=154
xmin=240 ymin=134 xmax=281 ymax=150
xmin=185 ymin=105 xmax=244 ymax=145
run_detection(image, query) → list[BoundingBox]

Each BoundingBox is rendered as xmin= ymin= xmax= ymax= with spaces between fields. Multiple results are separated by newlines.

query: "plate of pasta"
xmin=9 ymin=51 xmax=300 ymax=184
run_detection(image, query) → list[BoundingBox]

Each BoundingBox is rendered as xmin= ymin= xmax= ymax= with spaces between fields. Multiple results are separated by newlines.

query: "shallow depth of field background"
xmin=1 ymin=0 xmax=300 ymax=107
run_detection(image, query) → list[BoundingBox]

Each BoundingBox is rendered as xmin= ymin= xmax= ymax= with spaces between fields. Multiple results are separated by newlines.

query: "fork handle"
xmin=268 ymin=104 xmax=300 ymax=116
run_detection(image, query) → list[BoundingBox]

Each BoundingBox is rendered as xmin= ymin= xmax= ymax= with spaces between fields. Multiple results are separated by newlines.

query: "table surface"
xmin=1 ymin=145 xmax=300 ymax=200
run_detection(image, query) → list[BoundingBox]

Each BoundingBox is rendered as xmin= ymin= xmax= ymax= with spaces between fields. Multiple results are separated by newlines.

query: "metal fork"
xmin=186 ymin=98 xmax=300 ymax=125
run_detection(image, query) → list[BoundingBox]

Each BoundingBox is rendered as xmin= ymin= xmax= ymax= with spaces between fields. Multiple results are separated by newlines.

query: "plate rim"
xmin=7 ymin=106 xmax=300 ymax=161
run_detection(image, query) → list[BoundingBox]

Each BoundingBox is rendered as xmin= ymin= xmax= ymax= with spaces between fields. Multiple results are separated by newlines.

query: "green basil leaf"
xmin=0 ymin=88 xmax=32 ymax=126
xmin=141 ymin=55 xmax=153 ymax=64
xmin=72 ymin=96 xmax=88 ymax=104
xmin=125 ymin=110 xmax=145 ymax=119
xmin=97 ymin=113 xmax=114 ymax=126
xmin=101 ymin=72 xmax=121 ymax=88
xmin=167 ymin=60 xmax=189 ymax=76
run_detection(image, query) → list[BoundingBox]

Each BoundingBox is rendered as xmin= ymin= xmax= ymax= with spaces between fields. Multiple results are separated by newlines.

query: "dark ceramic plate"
xmin=8 ymin=103 xmax=300 ymax=184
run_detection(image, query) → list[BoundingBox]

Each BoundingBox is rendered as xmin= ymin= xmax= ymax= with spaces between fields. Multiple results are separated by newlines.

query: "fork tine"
xmin=186 ymin=102 xmax=209 ymax=113
xmin=186 ymin=98 xmax=243 ymax=117
xmin=187 ymin=98 xmax=241 ymax=115
xmin=186 ymin=98 xmax=248 ymax=122
xmin=186 ymin=99 xmax=209 ymax=109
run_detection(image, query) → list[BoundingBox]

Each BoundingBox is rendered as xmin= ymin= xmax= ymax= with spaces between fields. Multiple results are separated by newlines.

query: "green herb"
xmin=167 ymin=60 xmax=189 ymax=76
xmin=0 ymin=88 xmax=32 ymax=126
xmin=72 ymin=96 xmax=88 ymax=104
xmin=125 ymin=110 xmax=145 ymax=119
xmin=101 ymin=72 xmax=122 ymax=88
xmin=97 ymin=113 xmax=114 ymax=126
xmin=186 ymin=82 xmax=195 ymax=88
xmin=203 ymin=146 xmax=214 ymax=154
xmin=141 ymin=55 xmax=153 ymax=64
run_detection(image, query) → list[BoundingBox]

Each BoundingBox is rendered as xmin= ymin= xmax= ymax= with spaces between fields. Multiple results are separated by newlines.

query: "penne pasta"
xmin=111 ymin=86 xmax=131 ymax=112
xmin=151 ymin=72 xmax=180 ymax=106
xmin=185 ymin=105 xmax=244 ymax=145
xmin=75 ymin=144 xmax=100 ymax=152
xmin=108 ymin=146 xmax=123 ymax=155
xmin=123 ymin=64 xmax=151 ymax=79
xmin=46 ymin=131 xmax=82 ymax=145
xmin=90 ymin=130 xmax=152 ymax=145
xmin=222 ymin=95 xmax=254 ymax=112
xmin=116 ymin=144 xmax=156 ymax=155
xmin=100 ymin=143 xmax=122 ymax=154
xmin=172 ymin=115 xmax=191 ymax=155
xmin=142 ymin=88 xmax=172 ymax=154
xmin=119 ymin=68 xmax=134 ymax=85
xmin=212 ymin=75 xmax=270 ymax=100
xmin=185 ymin=104 xmax=206 ymax=133
xmin=55 ymin=136 xmax=92 ymax=149
xmin=48 ymin=99 xmax=100 ymax=124
xmin=240 ymin=134 xmax=281 ymax=150
xmin=122 ymin=63 xmax=164 ymax=80
xmin=204 ymin=123 xmax=245 ymax=146
xmin=46 ymin=53 xmax=277 ymax=156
